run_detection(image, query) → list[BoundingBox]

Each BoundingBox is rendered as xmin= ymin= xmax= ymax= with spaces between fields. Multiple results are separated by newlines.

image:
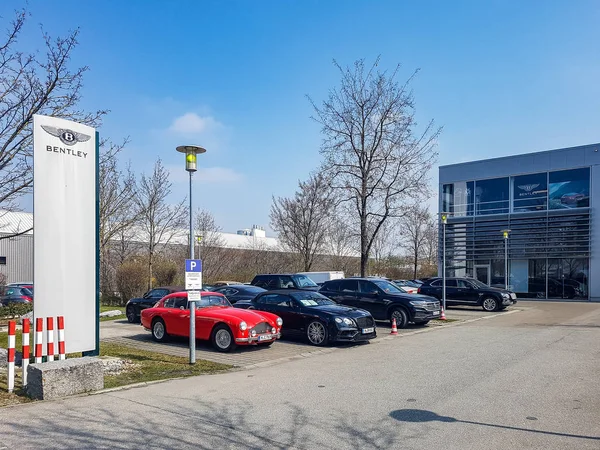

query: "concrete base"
xmin=26 ymin=357 xmax=104 ymax=400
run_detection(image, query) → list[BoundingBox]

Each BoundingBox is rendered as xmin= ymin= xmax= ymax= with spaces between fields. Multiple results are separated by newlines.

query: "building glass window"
xmin=547 ymin=258 xmax=588 ymax=299
xmin=442 ymin=184 xmax=453 ymax=214
xmin=475 ymin=177 xmax=509 ymax=215
xmin=513 ymin=173 xmax=547 ymax=212
xmin=442 ymin=182 xmax=474 ymax=217
xmin=548 ymin=168 xmax=590 ymax=210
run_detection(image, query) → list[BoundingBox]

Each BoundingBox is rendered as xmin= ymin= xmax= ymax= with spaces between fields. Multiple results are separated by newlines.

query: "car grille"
xmin=424 ymin=301 xmax=440 ymax=311
xmin=252 ymin=322 xmax=270 ymax=334
xmin=354 ymin=316 xmax=375 ymax=328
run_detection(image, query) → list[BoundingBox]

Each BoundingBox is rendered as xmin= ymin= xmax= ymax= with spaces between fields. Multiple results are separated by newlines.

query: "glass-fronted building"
xmin=438 ymin=143 xmax=600 ymax=301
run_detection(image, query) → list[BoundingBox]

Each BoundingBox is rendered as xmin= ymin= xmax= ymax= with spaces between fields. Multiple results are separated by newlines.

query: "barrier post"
xmin=7 ymin=321 xmax=16 ymax=393
xmin=46 ymin=317 xmax=54 ymax=362
xmin=57 ymin=316 xmax=65 ymax=360
xmin=35 ymin=318 xmax=43 ymax=364
xmin=22 ymin=318 xmax=30 ymax=386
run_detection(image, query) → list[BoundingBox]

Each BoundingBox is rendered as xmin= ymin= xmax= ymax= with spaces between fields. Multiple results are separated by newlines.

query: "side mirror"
xmin=180 ymin=306 xmax=185 ymax=310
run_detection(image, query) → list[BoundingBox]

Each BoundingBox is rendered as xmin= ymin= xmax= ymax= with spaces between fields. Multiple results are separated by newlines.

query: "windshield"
xmin=468 ymin=279 xmax=489 ymax=289
xmin=291 ymin=275 xmax=318 ymax=287
xmin=372 ymin=280 xmax=405 ymax=294
xmin=196 ymin=295 xmax=231 ymax=308
xmin=290 ymin=291 xmax=335 ymax=306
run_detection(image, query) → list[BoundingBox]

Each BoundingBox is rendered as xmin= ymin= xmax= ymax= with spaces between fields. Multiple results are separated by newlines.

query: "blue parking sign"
xmin=185 ymin=259 xmax=202 ymax=273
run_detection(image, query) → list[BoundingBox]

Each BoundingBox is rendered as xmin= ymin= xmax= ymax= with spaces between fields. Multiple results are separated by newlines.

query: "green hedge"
xmin=0 ymin=302 xmax=33 ymax=319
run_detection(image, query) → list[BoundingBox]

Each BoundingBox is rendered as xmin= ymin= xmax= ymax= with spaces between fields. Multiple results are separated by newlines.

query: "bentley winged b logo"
xmin=41 ymin=125 xmax=91 ymax=146
xmin=517 ymin=183 xmax=540 ymax=192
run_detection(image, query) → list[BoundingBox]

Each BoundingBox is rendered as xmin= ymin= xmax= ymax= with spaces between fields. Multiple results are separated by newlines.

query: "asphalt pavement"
xmin=1 ymin=301 xmax=599 ymax=449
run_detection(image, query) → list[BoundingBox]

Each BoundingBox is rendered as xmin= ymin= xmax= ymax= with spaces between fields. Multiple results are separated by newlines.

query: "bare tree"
xmin=323 ymin=214 xmax=359 ymax=276
xmin=423 ymin=217 xmax=438 ymax=267
xmin=270 ymin=173 xmax=335 ymax=271
xmin=135 ymin=159 xmax=187 ymax=289
xmin=194 ymin=209 xmax=228 ymax=281
xmin=310 ymin=57 xmax=441 ymax=276
xmin=399 ymin=205 xmax=432 ymax=279
xmin=0 ymin=9 xmax=105 ymax=226
xmin=99 ymin=139 xmax=138 ymax=293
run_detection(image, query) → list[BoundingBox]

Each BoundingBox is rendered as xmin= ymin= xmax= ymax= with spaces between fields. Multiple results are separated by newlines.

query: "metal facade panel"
xmin=0 ymin=233 xmax=33 ymax=283
xmin=440 ymin=143 xmax=600 ymax=184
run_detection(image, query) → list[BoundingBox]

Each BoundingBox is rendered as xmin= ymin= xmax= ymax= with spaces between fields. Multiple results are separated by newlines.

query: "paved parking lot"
xmin=100 ymin=306 xmax=510 ymax=367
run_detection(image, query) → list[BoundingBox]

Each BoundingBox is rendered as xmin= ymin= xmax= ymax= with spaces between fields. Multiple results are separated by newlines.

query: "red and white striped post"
xmin=57 ymin=316 xmax=65 ymax=360
xmin=35 ymin=318 xmax=43 ymax=364
xmin=7 ymin=321 xmax=16 ymax=393
xmin=46 ymin=317 xmax=55 ymax=362
xmin=22 ymin=318 xmax=30 ymax=386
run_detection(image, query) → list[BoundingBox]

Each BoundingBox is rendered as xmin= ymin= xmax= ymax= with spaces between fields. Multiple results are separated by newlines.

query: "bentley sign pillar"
xmin=33 ymin=115 xmax=99 ymax=355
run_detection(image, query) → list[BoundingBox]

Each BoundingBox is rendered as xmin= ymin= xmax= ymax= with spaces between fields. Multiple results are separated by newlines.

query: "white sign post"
xmin=185 ymin=259 xmax=202 ymax=364
xmin=33 ymin=115 xmax=98 ymax=355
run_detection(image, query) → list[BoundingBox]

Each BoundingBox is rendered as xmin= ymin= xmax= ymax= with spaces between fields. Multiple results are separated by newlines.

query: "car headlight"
xmin=276 ymin=317 xmax=283 ymax=327
xmin=409 ymin=301 xmax=428 ymax=307
xmin=335 ymin=317 xmax=355 ymax=326
xmin=239 ymin=321 xmax=247 ymax=331
xmin=501 ymin=293 xmax=510 ymax=299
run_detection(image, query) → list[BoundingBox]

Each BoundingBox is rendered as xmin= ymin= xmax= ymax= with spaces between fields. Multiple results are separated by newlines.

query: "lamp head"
xmin=176 ymin=145 xmax=206 ymax=172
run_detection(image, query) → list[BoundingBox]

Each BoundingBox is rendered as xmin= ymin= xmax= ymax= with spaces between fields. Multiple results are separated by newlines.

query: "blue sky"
xmin=4 ymin=0 xmax=600 ymax=233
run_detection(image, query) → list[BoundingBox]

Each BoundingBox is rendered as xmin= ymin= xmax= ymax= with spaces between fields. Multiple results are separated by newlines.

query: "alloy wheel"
xmin=482 ymin=297 xmax=497 ymax=311
xmin=307 ymin=322 xmax=326 ymax=345
xmin=215 ymin=329 xmax=232 ymax=349
xmin=153 ymin=321 xmax=165 ymax=340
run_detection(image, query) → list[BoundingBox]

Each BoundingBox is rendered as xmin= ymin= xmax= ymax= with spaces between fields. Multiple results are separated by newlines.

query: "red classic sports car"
xmin=140 ymin=291 xmax=282 ymax=352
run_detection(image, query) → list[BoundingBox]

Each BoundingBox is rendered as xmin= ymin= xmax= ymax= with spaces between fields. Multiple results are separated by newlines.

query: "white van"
xmin=296 ymin=271 xmax=345 ymax=285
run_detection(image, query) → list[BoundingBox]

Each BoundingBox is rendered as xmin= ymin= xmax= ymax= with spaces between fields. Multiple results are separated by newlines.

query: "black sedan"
xmin=213 ymin=284 xmax=266 ymax=304
xmin=234 ymin=290 xmax=376 ymax=346
xmin=125 ymin=286 xmax=184 ymax=323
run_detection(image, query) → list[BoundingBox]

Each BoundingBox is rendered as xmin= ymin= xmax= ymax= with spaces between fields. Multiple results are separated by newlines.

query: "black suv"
xmin=417 ymin=277 xmax=517 ymax=311
xmin=125 ymin=286 xmax=184 ymax=323
xmin=251 ymin=274 xmax=320 ymax=291
xmin=318 ymin=277 xmax=440 ymax=328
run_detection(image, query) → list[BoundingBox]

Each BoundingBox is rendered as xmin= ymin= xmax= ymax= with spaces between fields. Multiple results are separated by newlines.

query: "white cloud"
xmin=168 ymin=112 xmax=223 ymax=135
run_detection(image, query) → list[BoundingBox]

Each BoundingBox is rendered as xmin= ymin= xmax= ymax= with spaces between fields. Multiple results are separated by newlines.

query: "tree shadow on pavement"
xmin=389 ymin=409 xmax=600 ymax=442
xmin=0 ymin=396 xmax=403 ymax=450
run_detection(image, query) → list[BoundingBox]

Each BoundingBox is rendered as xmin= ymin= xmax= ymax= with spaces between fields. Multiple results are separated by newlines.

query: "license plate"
xmin=432 ymin=311 xmax=440 ymax=316
xmin=258 ymin=334 xmax=272 ymax=341
xmin=362 ymin=327 xmax=374 ymax=334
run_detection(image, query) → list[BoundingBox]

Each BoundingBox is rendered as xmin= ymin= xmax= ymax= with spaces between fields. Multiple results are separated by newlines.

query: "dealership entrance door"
xmin=475 ymin=265 xmax=490 ymax=285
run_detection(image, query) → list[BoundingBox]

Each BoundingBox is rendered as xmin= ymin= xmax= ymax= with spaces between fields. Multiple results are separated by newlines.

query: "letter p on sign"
xmin=185 ymin=259 xmax=202 ymax=273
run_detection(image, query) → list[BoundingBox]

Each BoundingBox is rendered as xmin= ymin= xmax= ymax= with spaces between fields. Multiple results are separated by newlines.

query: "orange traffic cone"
xmin=390 ymin=318 xmax=398 ymax=335
xmin=440 ymin=307 xmax=447 ymax=321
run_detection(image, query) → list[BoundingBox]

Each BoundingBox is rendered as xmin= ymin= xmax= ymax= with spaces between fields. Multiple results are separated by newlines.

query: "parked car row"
xmin=130 ymin=272 xmax=516 ymax=354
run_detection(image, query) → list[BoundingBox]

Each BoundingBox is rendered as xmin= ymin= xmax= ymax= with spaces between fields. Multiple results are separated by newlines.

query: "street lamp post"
xmin=176 ymin=145 xmax=206 ymax=365
xmin=501 ymin=229 xmax=511 ymax=290
xmin=441 ymin=213 xmax=448 ymax=314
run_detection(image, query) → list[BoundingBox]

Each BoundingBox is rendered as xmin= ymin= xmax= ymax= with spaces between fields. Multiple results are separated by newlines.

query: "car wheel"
xmin=482 ymin=297 xmax=499 ymax=312
xmin=414 ymin=320 xmax=430 ymax=326
xmin=306 ymin=321 xmax=328 ymax=346
xmin=211 ymin=324 xmax=236 ymax=353
xmin=151 ymin=319 xmax=168 ymax=342
xmin=390 ymin=308 xmax=409 ymax=328
xmin=126 ymin=306 xmax=138 ymax=323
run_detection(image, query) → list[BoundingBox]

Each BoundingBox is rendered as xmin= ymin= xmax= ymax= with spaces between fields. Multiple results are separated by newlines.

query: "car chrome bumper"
xmin=236 ymin=332 xmax=281 ymax=344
